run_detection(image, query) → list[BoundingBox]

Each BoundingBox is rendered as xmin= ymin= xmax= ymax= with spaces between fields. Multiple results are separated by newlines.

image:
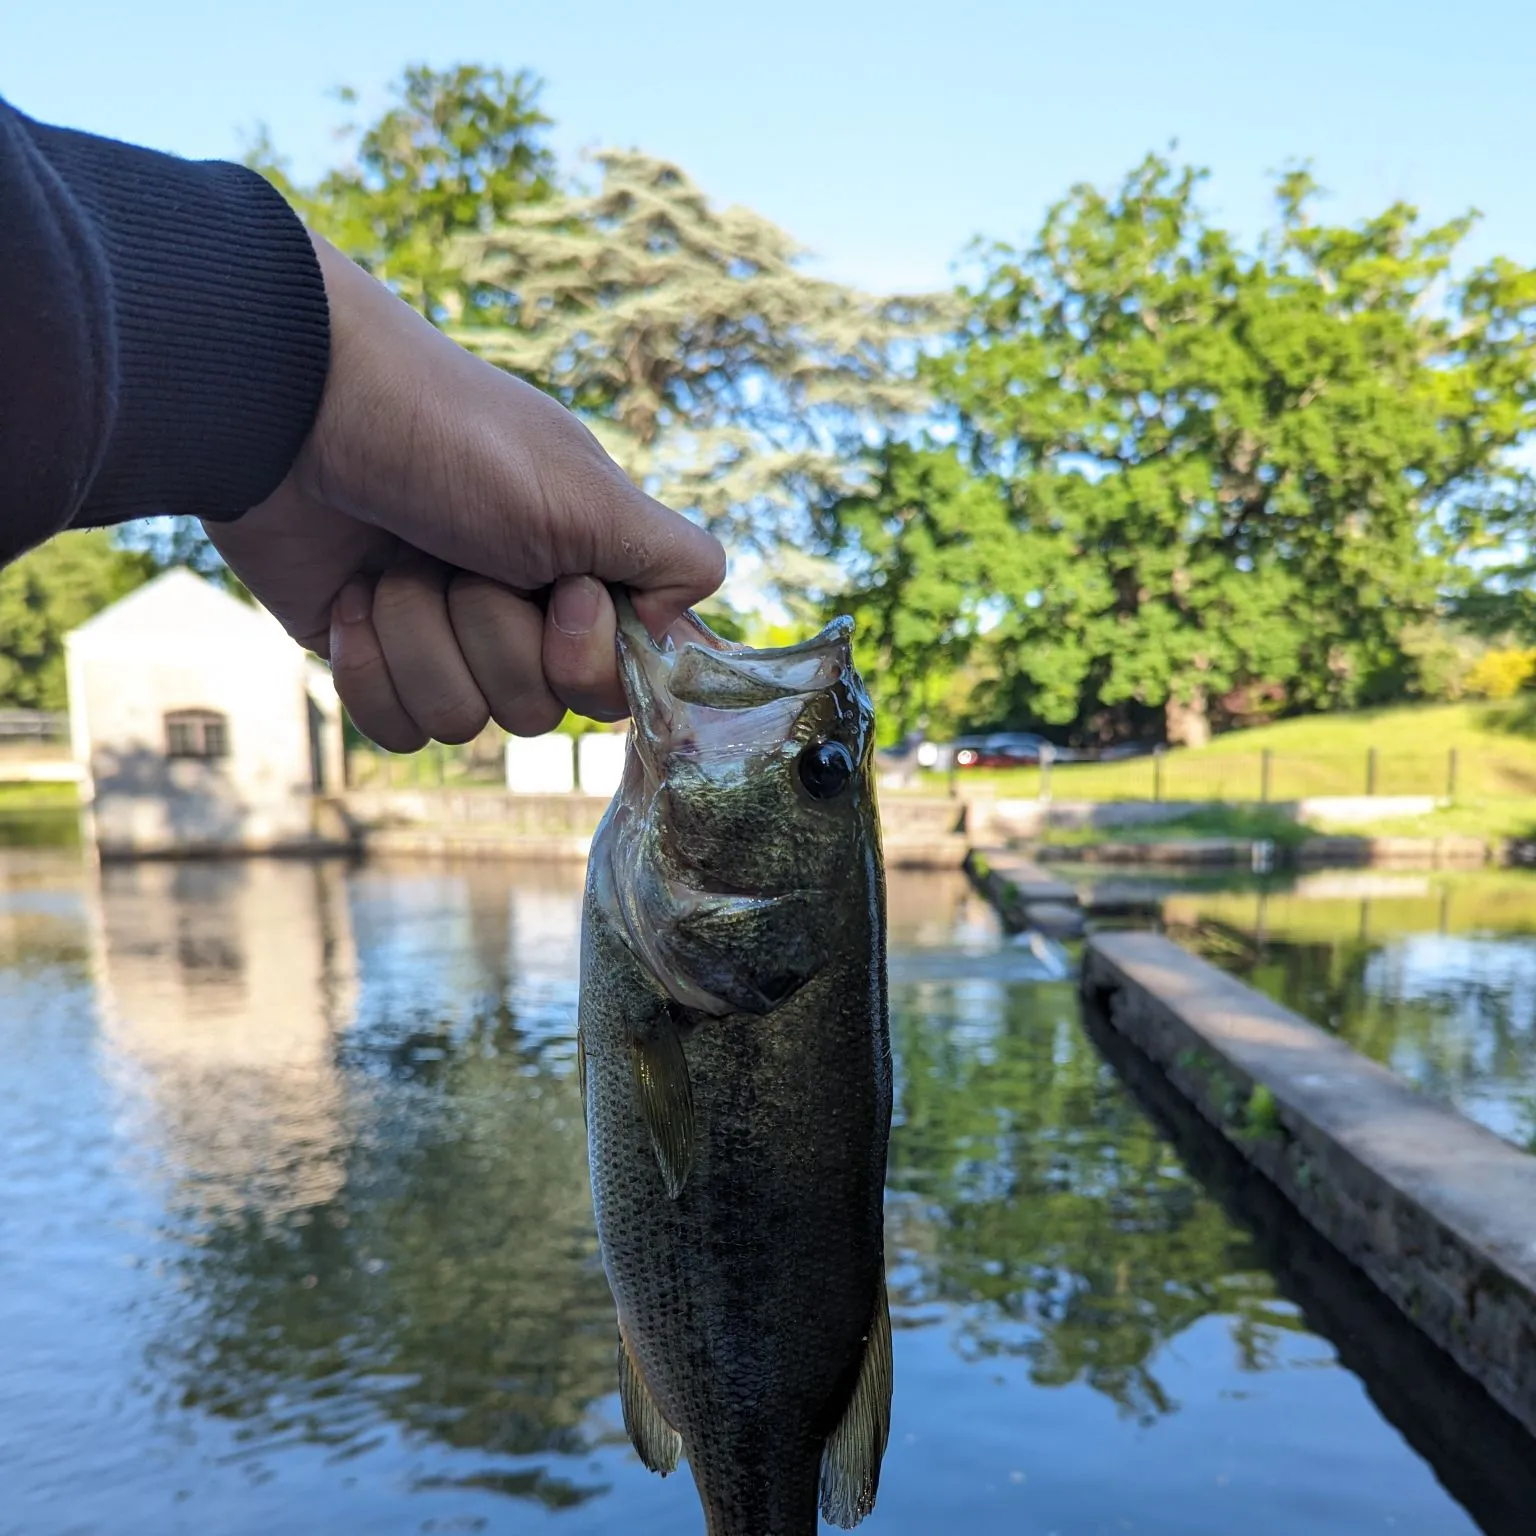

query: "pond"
xmin=0 ymin=851 xmax=1529 ymax=1535
xmin=1156 ymin=869 xmax=1536 ymax=1151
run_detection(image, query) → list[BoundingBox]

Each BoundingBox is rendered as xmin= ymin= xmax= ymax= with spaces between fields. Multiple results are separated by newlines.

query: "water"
xmin=1160 ymin=870 xmax=1536 ymax=1150
xmin=0 ymin=851 xmax=1525 ymax=1534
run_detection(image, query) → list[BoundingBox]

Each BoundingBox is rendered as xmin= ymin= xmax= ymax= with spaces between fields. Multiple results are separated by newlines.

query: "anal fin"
xmin=819 ymin=1274 xmax=893 ymax=1529
xmin=617 ymin=1332 xmax=681 ymax=1476
xmin=630 ymin=1021 xmax=695 ymax=1199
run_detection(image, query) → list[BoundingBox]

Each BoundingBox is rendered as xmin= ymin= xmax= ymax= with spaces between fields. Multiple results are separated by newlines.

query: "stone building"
xmin=65 ymin=568 xmax=345 ymax=856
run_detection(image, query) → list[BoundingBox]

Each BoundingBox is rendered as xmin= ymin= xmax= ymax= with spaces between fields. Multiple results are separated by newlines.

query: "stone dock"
xmin=1080 ymin=931 xmax=1536 ymax=1440
xmin=961 ymin=847 xmax=1162 ymax=938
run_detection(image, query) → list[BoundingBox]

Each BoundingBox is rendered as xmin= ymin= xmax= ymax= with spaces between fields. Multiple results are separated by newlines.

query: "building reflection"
xmin=87 ymin=857 xmax=358 ymax=1220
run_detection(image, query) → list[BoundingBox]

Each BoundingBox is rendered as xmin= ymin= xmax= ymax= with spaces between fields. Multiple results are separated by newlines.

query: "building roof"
xmin=66 ymin=567 xmax=295 ymax=657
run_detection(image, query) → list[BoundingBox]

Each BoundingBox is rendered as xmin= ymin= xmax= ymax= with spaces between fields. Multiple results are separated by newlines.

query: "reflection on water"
xmin=1166 ymin=872 xmax=1536 ymax=1149
xmin=0 ymin=852 xmax=1512 ymax=1534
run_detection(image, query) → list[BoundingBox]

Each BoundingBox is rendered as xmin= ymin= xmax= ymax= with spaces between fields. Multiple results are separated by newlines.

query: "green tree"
xmin=452 ymin=150 xmax=948 ymax=568
xmin=838 ymin=157 xmax=1536 ymax=744
xmin=0 ymin=532 xmax=155 ymax=708
xmin=299 ymin=64 xmax=556 ymax=321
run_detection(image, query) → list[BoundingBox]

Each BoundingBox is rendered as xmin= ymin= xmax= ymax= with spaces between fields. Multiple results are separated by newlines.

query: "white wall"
xmin=506 ymin=734 xmax=576 ymax=794
xmin=68 ymin=629 xmax=318 ymax=853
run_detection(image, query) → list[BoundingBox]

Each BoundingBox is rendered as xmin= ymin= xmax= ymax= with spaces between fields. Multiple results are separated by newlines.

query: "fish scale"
xmin=578 ymin=594 xmax=892 ymax=1536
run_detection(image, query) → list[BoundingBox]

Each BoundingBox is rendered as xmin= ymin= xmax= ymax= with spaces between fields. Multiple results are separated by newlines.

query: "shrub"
xmin=1464 ymin=648 xmax=1536 ymax=700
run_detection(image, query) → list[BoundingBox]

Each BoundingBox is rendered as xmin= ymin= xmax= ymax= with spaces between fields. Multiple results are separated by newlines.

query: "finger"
xmin=543 ymin=575 xmax=627 ymax=722
xmin=329 ymin=578 xmax=427 ymax=754
xmin=372 ymin=557 xmax=492 ymax=745
xmin=447 ymin=575 xmax=565 ymax=737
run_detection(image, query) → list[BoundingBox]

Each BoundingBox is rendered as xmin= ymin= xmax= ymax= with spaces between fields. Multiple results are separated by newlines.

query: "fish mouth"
xmin=612 ymin=588 xmax=852 ymax=763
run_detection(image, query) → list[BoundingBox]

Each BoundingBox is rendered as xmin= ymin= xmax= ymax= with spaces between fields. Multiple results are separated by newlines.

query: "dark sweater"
xmin=0 ymin=97 xmax=331 ymax=563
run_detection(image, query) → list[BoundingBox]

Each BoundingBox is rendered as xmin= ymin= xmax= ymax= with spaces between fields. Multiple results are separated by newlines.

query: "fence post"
xmin=1260 ymin=749 xmax=1272 ymax=804
xmin=1153 ymin=745 xmax=1165 ymax=803
xmin=1447 ymin=747 xmax=1459 ymax=800
xmin=1366 ymin=747 xmax=1378 ymax=796
xmin=1039 ymin=744 xmax=1054 ymax=804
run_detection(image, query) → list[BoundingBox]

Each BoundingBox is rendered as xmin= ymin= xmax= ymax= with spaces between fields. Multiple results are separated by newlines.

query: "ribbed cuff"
xmin=24 ymin=120 xmax=330 ymax=526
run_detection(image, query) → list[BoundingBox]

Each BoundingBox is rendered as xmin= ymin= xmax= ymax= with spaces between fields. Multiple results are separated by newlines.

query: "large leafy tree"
xmin=301 ymin=63 xmax=556 ymax=320
xmin=451 ymin=150 xmax=948 ymax=569
xmin=0 ymin=532 xmax=155 ymax=708
xmin=838 ymin=158 xmax=1536 ymax=744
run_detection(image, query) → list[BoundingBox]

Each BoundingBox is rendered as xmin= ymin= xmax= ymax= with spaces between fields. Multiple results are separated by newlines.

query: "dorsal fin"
xmin=819 ymin=1275 xmax=893 ymax=1528
xmin=617 ymin=1332 xmax=682 ymax=1476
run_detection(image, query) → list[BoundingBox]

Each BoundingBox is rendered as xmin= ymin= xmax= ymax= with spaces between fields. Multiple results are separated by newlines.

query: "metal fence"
xmin=1034 ymin=746 xmax=1468 ymax=804
xmin=0 ymin=711 xmax=68 ymax=742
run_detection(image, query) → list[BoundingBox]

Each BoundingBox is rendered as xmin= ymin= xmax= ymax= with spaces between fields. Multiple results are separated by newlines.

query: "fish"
xmin=576 ymin=590 xmax=893 ymax=1536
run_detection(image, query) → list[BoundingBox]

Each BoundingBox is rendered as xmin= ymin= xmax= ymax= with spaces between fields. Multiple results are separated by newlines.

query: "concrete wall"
xmin=984 ymin=795 xmax=1445 ymax=839
xmin=341 ymin=788 xmax=969 ymax=865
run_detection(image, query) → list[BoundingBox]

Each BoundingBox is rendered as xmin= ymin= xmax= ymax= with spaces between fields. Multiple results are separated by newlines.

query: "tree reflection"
xmin=886 ymin=976 xmax=1303 ymax=1423
xmin=164 ymin=1015 xmax=618 ymax=1505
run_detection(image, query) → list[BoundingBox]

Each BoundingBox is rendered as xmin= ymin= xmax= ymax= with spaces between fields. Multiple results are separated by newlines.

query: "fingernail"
xmin=336 ymin=579 xmax=371 ymax=625
xmin=551 ymin=576 xmax=601 ymax=636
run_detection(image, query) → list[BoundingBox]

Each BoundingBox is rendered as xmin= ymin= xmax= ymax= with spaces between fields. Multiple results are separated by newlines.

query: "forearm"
xmin=0 ymin=97 xmax=330 ymax=560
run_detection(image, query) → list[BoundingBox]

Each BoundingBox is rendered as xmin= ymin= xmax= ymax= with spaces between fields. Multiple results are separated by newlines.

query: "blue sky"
xmin=6 ymin=0 xmax=1535 ymax=294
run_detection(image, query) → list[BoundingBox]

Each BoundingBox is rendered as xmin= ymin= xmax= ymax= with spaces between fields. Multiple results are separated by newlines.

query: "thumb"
xmin=592 ymin=484 xmax=727 ymax=637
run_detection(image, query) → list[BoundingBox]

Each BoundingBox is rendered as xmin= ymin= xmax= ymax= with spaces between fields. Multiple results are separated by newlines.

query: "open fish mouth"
xmin=612 ymin=588 xmax=853 ymax=765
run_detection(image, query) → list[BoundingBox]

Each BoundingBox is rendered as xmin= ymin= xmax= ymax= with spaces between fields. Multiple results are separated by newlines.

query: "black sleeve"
xmin=0 ymin=98 xmax=330 ymax=562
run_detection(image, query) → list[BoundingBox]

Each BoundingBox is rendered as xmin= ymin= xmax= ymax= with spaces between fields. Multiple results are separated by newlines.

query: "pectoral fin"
xmin=617 ymin=1332 xmax=681 ymax=1476
xmin=631 ymin=1020 xmax=695 ymax=1199
xmin=819 ymin=1276 xmax=893 ymax=1529
xmin=575 ymin=1025 xmax=588 ymax=1126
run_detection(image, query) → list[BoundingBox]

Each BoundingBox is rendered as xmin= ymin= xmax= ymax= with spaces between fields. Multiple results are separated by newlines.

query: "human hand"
xmin=204 ymin=232 xmax=724 ymax=752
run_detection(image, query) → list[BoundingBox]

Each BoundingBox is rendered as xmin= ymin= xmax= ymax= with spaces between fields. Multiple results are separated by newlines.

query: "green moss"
xmin=1244 ymin=1085 xmax=1281 ymax=1137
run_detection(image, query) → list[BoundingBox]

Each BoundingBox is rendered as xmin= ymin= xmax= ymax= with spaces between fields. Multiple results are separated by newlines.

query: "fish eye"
xmin=797 ymin=739 xmax=855 ymax=800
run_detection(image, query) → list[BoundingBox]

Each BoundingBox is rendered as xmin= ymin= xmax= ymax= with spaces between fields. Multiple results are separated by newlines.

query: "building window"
xmin=165 ymin=709 xmax=229 ymax=760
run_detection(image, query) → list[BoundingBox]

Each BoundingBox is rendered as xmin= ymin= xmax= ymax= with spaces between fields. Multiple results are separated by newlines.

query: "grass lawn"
xmin=926 ymin=699 xmax=1536 ymax=803
xmin=1034 ymin=804 xmax=1311 ymax=850
xmin=0 ymin=782 xmax=78 ymax=809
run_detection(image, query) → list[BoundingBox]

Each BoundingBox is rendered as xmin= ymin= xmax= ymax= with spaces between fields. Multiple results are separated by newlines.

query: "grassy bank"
xmin=929 ymin=700 xmax=1536 ymax=802
xmin=1033 ymin=805 xmax=1311 ymax=850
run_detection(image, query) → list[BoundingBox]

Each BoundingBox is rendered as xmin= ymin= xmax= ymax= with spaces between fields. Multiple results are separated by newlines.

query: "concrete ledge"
xmin=360 ymin=827 xmax=594 ymax=861
xmin=1081 ymin=931 xmax=1536 ymax=1438
xmin=1037 ymin=836 xmax=1254 ymax=866
xmin=1033 ymin=834 xmax=1490 ymax=868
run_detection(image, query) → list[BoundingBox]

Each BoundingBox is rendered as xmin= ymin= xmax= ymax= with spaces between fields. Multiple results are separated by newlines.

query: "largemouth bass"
xmin=577 ymin=593 xmax=893 ymax=1536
